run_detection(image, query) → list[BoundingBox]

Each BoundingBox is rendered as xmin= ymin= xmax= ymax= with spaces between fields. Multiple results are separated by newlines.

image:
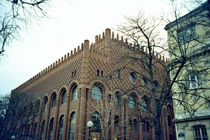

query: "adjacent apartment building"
xmin=11 ymin=28 xmax=175 ymax=140
xmin=165 ymin=1 xmax=210 ymax=140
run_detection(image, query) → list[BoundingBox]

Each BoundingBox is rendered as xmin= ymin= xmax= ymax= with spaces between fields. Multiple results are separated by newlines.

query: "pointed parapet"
xmin=78 ymin=45 xmax=80 ymax=52
xmin=53 ymin=62 xmax=55 ymax=67
xmin=67 ymin=52 xmax=70 ymax=58
xmin=162 ymin=55 xmax=165 ymax=61
xmin=102 ymin=32 xmax=105 ymax=40
xmin=125 ymin=38 xmax=128 ymax=44
xmin=117 ymin=34 xmax=119 ymax=41
xmin=112 ymin=31 xmax=114 ymax=40
xmin=84 ymin=40 xmax=89 ymax=51
xmin=99 ymin=34 xmax=101 ymax=43
xmin=64 ymin=54 xmax=67 ymax=60
xmin=95 ymin=35 xmax=98 ymax=44
xmin=61 ymin=57 xmax=64 ymax=62
xmin=74 ymin=48 xmax=76 ymax=55
xmin=105 ymin=28 xmax=111 ymax=41
xmin=71 ymin=50 xmax=73 ymax=57
xmin=121 ymin=36 xmax=123 ymax=42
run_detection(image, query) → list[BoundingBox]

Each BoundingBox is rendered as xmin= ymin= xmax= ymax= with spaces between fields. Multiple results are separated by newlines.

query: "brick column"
xmin=62 ymin=91 xmax=71 ymax=140
xmin=78 ymin=87 xmax=87 ymax=140
xmin=74 ymin=88 xmax=81 ymax=140
xmin=43 ymin=100 xmax=51 ymax=140
xmin=85 ymin=89 xmax=91 ymax=140
xmin=52 ymin=97 xmax=60 ymax=140
xmin=125 ymin=98 xmax=129 ymax=140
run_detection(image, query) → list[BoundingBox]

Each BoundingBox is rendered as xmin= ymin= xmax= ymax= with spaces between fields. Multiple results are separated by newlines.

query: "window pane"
xmin=61 ymin=90 xmax=66 ymax=104
xmin=59 ymin=116 xmax=64 ymax=140
xmin=70 ymin=113 xmax=76 ymax=140
xmin=141 ymin=98 xmax=148 ymax=111
xmin=92 ymin=86 xmax=102 ymax=100
xmin=52 ymin=95 xmax=56 ymax=108
xmin=128 ymin=95 xmax=135 ymax=108
xmin=72 ymin=86 xmax=78 ymax=101
xmin=129 ymin=74 xmax=135 ymax=83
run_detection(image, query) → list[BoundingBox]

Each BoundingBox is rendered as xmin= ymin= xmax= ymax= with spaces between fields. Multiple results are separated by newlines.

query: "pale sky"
xmin=0 ymin=0 xmax=173 ymax=96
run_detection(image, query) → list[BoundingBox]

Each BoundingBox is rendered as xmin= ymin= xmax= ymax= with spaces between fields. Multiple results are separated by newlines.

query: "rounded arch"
xmin=69 ymin=83 xmax=78 ymax=101
xmin=89 ymin=79 xmax=109 ymax=93
xmin=49 ymin=117 xmax=54 ymax=140
xmin=141 ymin=95 xmax=150 ymax=111
xmin=58 ymin=87 xmax=67 ymax=105
xmin=58 ymin=114 xmax=64 ymax=140
xmin=49 ymin=91 xmax=57 ymax=109
xmin=42 ymin=95 xmax=48 ymax=112
xmin=91 ymin=81 xmax=106 ymax=100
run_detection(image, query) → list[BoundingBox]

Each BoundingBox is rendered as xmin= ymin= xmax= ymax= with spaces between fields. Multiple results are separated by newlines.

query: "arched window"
xmin=128 ymin=95 xmax=135 ymax=108
xmin=193 ymin=125 xmax=208 ymax=140
xmin=61 ymin=89 xmax=66 ymax=104
xmin=134 ymin=119 xmax=137 ymax=131
xmin=72 ymin=86 xmax=78 ymax=101
xmin=129 ymin=73 xmax=136 ymax=83
xmin=43 ymin=98 xmax=48 ymax=111
xmin=129 ymin=119 xmax=132 ymax=130
xmin=59 ymin=115 xmax=64 ymax=140
xmin=35 ymin=100 xmax=40 ymax=114
xmin=141 ymin=98 xmax=148 ymax=111
xmin=91 ymin=112 xmax=101 ymax=139
xmin=41 ymin=121 xmax=45 ymax=140
xmin=52 ymin=94 xmax=56 ymax=108
xmin=92 ymin=85 xmax=102 ymax=100
xmin=116 ymin=69 xmax=120 ymax=78
xmin=141 ymin=78 xmax=147 ymax=86
xmin=115 ymin=93 xmax=119 ymax=104
xmin=114 ymin=115 xmax=119 ymax=131
xmin=69 ymin=112 xmax=76 ymax=140
xmin=49 ymin=118 xmax=54 ymax=140
xmin=146 ymin=121 xmax=150 ymax=132
xmin=33 ymin=122 xmax=37 ymax=140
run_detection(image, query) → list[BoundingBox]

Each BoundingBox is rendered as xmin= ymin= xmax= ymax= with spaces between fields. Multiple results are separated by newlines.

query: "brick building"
xmin=12 ymin=28 xmax=175 ymax=140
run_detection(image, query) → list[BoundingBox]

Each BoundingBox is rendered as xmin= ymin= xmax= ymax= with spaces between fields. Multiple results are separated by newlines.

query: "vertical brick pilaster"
xmin=62 ymin=93 xmax=71 ymax=140
xmin=75 ymin=88 xmax=81 ymax=140
xmin=43 ymin=100 xmax=51 ymax=140
xmin=52 ymin=97 xmax=60 ymax=140
xmin=125 ymin=98 xmax=129 ymax=140
xmin=78 ymin=87 xmax=87 ymax=140
xmin=85 ymin=89 xmax=91 ymax=140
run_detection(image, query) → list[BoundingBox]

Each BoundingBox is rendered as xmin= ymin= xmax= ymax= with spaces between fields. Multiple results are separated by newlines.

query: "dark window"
xmin=61 ymin=89 xmax=66 ymax=104
xmin=49 ymin=118 xmax=54 ymax=140
xmin=35 ymin=100 xmax=40 ymax=114
xmin=72 ymin=86 xmax=78 ymax=101
xmin=59 ymin=115 xmax=64 ymax=140
xmin=168 ymin=116 xmax=171 ymax=126
xmin=92 ymin=85 xmax=102 ymax=100
xmin=108 ymin=94 xmax=111 ymax=103
xmin=193 ymin=125 xmax=208 ymax=140
xmin=134 ymin=119 xmax=137 ymax=131
xmin=146 ymin=121 xmax=150 ymax=132
xmin=141 ymin=98 xmax=148 ymax=111
xmin=52 ymin=94 xmax=56 ymax=108
xmin=91 ymin=112 xmax=101 ymax=139
xmin=129 ymin=119 xmax=132 ymax=130
xmin=41 ymin=121 xmax=45 ymax=140
xmin=129 ymin=73 xmax=135 ymax=83
xmin=97 ymin=70 xmax=99 ymax=76
xmin=116 ymin=70 xmax=120 ymax=78
xmin=70 ymin=112 xmax=76 ymax=140
xmin=186 ymin=72 xmax=202 ymax=88
xmin=115 ymin=94 xmax=119 ymax=104
xmin=178 ymin=25 xmax=196 ymax=43
xmin=101 ymin=71 xmax=103 ymax=77
xmin=44 ymin=98 xmax=48 ymax=111
xmin=142 ymin=78 xmax=147 ymax=86
xmin=114 ymin=115 xmax=119 ymax=131
xmin=128 ymin=95 xmax=135 ymax=108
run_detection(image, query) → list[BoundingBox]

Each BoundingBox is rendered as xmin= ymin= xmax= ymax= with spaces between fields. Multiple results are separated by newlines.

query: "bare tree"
xmin=110 ymin=5 xmax=210 ymax=139
xmin=0 ymin=0 xmax=53 ymax=55
xmin=0 ymin=92 xmax=41 ymax=140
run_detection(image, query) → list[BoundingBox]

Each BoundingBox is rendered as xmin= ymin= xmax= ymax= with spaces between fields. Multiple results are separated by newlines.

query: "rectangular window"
xmin=178 ymin=24 xmax=196 ymax=43
xmin=194 ymin=126 xmax=208 ymax=140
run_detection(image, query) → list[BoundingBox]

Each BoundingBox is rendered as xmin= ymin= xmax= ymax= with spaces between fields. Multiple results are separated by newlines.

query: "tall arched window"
xmin=128 ymin=95 xmax=135 ymax=108
xmin=33 ymin=122 xmax=37 ymax=140
xmin=69 ymin=112 xmax=76 ymax=140
xmin=41 ymin=121 xmax=45 ymax=140
xmin=146 ymin=121 xmax=150 ymax=132
xmin=59 ymin=115 xmax=64 ymax=140
xmin=92 ymin=85 xmax=102 ymax=100
xmin=49 ymin=118 xmax=54 ymax=140
xmin=141 ymin=98 xmax=148 ymax=111
xmin=52 ymin=94 xmax=56 ymax=108
xmin=91 ymin=112 xmax=101 ymax=139
xmin=114 ymin=115 xmax=119 ymax=131
xmin=115 ymin=93 xmax=119 ymax=104
xmin=72 ymin=86 xmax=78 ymax=101
xmin=43 ymin=98 xmax=48 ymax=111
xmin=134 ymin=119 xmax=137 ymax=131
xmin=61 ymin=89 xmax=66 ymax=104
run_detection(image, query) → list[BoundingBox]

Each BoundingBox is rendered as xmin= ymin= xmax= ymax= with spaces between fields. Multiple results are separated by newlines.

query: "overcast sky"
xmin=0 ymin=0 xmax=175 ymax=96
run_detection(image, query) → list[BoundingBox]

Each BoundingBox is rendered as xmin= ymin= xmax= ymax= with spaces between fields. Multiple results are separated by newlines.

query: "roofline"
xmin=164 ymin=1 xmax=208 ymax=30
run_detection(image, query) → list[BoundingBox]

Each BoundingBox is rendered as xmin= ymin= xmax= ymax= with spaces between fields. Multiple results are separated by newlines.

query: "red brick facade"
xmin=12 ymin=28 xmax=175 ymax=140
